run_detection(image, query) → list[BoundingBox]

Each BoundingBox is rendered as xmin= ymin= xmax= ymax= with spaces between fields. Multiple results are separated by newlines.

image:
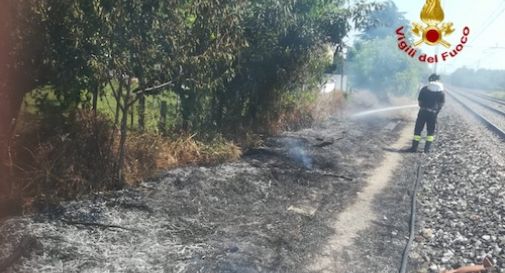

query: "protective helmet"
xmin=429 ymin=73 xmax=440 ymax=82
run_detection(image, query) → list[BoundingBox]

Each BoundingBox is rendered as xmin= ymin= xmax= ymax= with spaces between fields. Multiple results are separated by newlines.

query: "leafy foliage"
xmin=3 ymin=0 xmax=380 ymax=192
xmin=19 ymin=0 xmax=378 ymax=131
xmin=358 ymin=0 xmax=410 ymax=40
xmin=347 ymin=1 xmax=428 ymax=98
xmin=348 ymin=37 xmax=428 ymax=97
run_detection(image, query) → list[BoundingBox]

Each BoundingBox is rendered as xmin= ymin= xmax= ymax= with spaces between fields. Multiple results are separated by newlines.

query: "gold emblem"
xmin=412 ymin=0 xmax=455 ymax=48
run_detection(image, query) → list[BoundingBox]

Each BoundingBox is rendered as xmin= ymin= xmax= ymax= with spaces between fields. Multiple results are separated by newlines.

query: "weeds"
xmin=13 ymin=111 xmax=117 ymax=199
xmin=124 ymin=133 xmax=241 ymax=184
xmin=276 ymin=90 xmax=345 ymax=132
xmin=12 ymin=110 xmax=242 ymax=201
xmin=9 ymin=88 xmax=342 ymax=203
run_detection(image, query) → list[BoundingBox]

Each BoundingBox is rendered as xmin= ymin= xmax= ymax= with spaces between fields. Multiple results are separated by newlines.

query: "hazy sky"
xmin=392 ymin=0 xmax=505 ymax=73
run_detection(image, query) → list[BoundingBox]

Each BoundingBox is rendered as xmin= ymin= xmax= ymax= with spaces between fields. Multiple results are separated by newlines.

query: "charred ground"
xmin=1 ymin=113 xmax=406 ymax=273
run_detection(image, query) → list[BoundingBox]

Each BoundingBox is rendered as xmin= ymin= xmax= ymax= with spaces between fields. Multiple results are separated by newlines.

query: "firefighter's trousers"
xmin=414 ymin=109 xmax=438 ymax=142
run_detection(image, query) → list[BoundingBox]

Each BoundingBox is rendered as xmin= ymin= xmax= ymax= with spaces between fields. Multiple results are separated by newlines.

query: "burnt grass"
xmin=0 ymin=115 xmax=407 ymax=273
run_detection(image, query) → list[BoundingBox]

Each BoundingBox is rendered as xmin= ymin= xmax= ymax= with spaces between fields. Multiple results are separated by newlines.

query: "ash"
xmin=1 ymin=115 xmax=405 ymax=273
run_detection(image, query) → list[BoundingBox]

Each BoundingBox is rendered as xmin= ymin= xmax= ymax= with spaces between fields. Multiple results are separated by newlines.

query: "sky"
xmin=391 ymin=0 xmax=505 ymax=73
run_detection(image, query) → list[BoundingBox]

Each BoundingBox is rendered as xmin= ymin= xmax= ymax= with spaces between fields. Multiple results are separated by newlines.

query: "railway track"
xmin=399 ymin=89 xmax=504 ymax=273
xmin=451 ymin=89 xmax=505 ymax=117
xmin=469 ymin=92 xmax=505 ymax=106
xmin=448 ymin=89 xmax=505 ymax=140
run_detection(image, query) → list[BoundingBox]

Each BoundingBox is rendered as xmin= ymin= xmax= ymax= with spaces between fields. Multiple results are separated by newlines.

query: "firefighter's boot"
xmin=408 ymin=140 xmax=419 ymax=153
xmin=424 ymin=141 xmax=433 ymax=153
xmin=424 ymin=135 xmax=434 ymax=153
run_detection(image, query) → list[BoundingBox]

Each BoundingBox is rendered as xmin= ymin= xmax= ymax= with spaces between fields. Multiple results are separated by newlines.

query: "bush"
xmin=14 ymin=111 xmax=118 ymax=199
xmin=12 ymin=110 xmax=242 ymax=200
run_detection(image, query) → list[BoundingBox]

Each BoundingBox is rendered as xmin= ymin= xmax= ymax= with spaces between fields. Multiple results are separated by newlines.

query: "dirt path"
xmin=309 ymin=121 xmax=413 ymax=272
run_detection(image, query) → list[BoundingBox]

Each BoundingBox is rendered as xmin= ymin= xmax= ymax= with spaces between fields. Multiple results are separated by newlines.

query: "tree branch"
xmin=125 ymin=80 xmax=175 ymax=108
xmin=108 ymin=78 xmax=125 ymax=112
xmin=133 ymin=80 xmax=174 ymax=96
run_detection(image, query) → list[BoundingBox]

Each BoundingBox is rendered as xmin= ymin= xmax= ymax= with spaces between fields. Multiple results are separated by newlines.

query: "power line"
xmin=472 ymin=1 xmax=505 ymax=43
xmin=467 ymin=1 xmax=505 ymax=68
xmin=465 ymin=45 xmax=505 ymax=50
xmin=434 ymin=2 xmax=505 ymax=72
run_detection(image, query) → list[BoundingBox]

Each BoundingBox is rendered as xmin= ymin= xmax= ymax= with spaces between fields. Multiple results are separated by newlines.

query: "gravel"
xmin=331 ymin=96 xmax=505 ymax=273
xmin=451 ymin=91 xmax=505 ymax=131
xmin=410 ymin=100 xmax=505 ymax=273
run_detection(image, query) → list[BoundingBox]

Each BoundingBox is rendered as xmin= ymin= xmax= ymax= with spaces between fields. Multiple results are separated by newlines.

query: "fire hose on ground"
xmin=398 ymin=160 xmax=423 ymax=273
xmin=398 ymin=157 xmax=494 ymax=273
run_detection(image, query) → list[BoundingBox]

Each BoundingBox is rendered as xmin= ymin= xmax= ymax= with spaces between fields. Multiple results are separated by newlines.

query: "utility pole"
xmin=434 ymin=45 xmax=440 ymax=74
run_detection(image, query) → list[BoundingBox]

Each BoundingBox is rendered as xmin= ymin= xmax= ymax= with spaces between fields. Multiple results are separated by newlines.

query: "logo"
xmin=395 ymin=0 xmax=470 ymax=63
xmin=412 ymin=0 xmax=454 ymax=47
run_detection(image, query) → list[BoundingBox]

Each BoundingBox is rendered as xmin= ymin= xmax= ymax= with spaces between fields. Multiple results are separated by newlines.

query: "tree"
xmin=347 ymin=1 xmax=428 ymax=99
xmin=32 ymin=0 xmax=246 ymax=182
xmin=348 ymin=37 xmax=428 ymax=98
xmin=358 ymin=1 xmax=410 ymax=40
xmin=207 ymin=0 xmax=380 ymax=132
xmin=1 ymin=0 xmax=381 ymax=192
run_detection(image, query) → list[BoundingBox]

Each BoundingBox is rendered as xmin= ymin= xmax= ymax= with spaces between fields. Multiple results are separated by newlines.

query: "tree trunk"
xmin=113 ymin=83 xmax=123 ymax=126
xmin=138 ymin=94 xmax=145 ymax=132
xmin=130 ymin=101 xmax=134 ymax=128
xmin=180 ymin=89 xmax=195 ymax=132
xmin=92 ymin=84 xmax=99 ymax=115
xmin=117 ymin=106 xmax=128 ymax=184
xmin=116 ymin=80 xmax=131 ymax=185
xmin=114 ymin=99 xmax=121 ymax=125
xmin=159 ymin=101 xmax=167 ymax=134
xmin=214 ymin=92 xmax=226 ymax=130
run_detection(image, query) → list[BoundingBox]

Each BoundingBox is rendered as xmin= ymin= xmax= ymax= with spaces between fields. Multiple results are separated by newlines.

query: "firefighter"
xmin=409 ymin=73 xmax=445 ymax=153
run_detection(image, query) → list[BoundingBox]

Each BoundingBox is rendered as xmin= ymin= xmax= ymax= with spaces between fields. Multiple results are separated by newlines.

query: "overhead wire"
xmin=438 ymin=1 xmax=505 ymax=72
xmin=467 ymin=0 xmax=505 ymax=67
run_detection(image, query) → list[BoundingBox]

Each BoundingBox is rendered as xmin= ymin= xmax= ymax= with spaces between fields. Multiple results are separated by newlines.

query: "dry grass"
xmin=13 ymin=111 xmax=118 ymax=199
xmin=12 ymin=110 xmax=242 ymax=200
xmin=311 ymin=91 xmax=345 ymax=122
xmin=124 ymin=133 xmax=242 ymax=184
xmin=276 ymin=90 xmax=345 ymax=132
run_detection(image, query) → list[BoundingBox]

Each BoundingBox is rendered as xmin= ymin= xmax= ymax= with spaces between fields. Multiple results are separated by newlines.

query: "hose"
xmin=399 ymin=159 xmax=424 ymax=273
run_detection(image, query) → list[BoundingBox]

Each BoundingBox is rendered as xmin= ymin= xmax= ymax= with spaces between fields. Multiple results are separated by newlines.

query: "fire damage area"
xmin=0 ymin=114 xmax=407 ymax=273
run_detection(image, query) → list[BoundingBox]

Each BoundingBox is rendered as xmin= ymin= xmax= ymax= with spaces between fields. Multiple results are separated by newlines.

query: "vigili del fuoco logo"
xmin=395 ymin=0 xmax=470 ymax=63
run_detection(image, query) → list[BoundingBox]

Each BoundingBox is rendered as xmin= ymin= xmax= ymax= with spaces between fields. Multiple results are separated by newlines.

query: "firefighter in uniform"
xmin=409 ymin=74 xmax=446 ymax=153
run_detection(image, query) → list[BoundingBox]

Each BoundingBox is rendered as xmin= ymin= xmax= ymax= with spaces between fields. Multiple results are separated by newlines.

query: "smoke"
xmin=344 ymin=90 xmax=418 ymax=122
xmin=285 ymin=138 xmax=313 ymax=169
xmin=351 ymin=105 xmax=418 ymax=118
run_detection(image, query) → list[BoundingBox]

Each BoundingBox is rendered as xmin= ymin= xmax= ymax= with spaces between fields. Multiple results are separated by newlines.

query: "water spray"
xmin=352 ymin=105 xmax=418 ymax=118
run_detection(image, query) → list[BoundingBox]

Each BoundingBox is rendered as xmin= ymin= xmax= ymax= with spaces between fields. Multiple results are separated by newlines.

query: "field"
xmin=19 ymin=85 xmax=180 ymax=134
